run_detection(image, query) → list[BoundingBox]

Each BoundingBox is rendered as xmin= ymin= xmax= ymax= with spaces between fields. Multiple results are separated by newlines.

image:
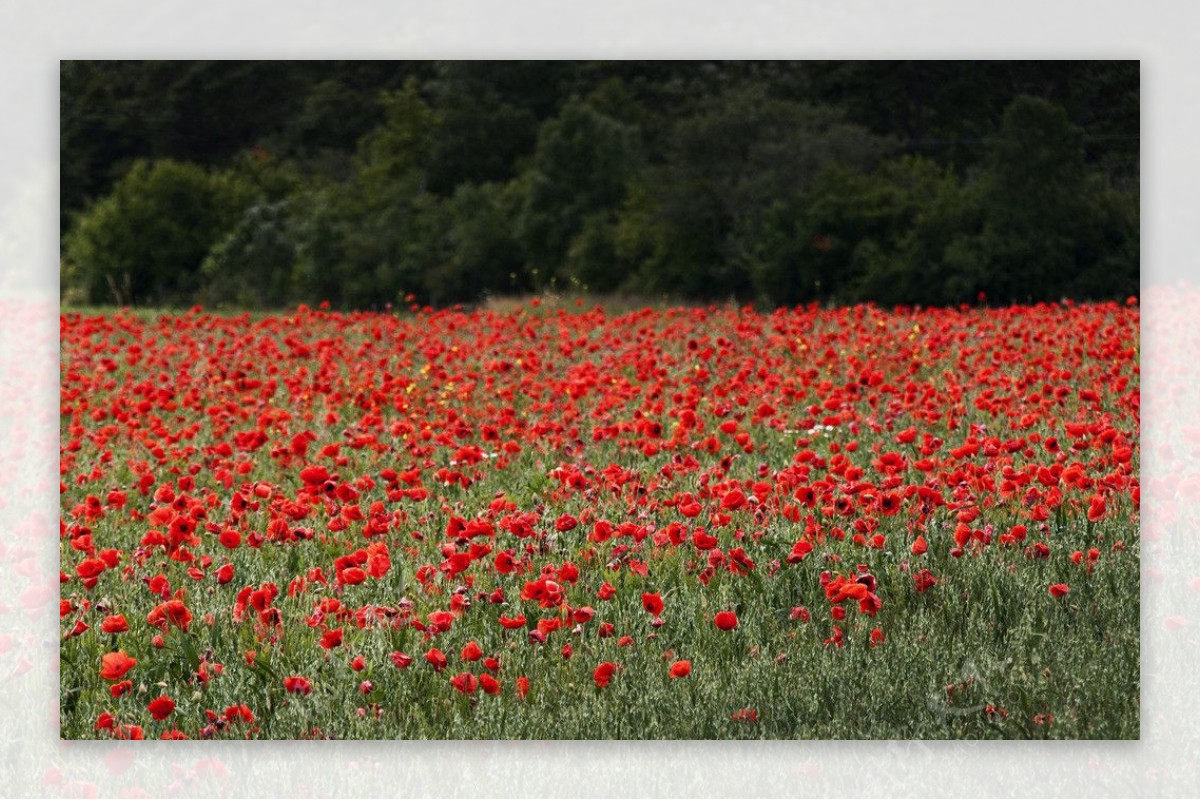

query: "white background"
xmin=1 ymin=1 xmax=1196 ymax=796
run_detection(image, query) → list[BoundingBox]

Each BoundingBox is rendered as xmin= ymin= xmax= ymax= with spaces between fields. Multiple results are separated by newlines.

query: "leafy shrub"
xmin=199 ymin=200 xmax=297 ymax=308
xmin=63 ymin=159 xmax=258 ymax=306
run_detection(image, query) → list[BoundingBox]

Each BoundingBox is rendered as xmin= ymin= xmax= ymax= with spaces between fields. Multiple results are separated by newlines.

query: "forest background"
xmin=59 ymin=60 xmax=1139 ymax=309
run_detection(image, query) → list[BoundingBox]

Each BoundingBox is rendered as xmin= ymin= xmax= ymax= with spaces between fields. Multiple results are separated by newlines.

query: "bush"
xmin=974 ymin=96 xmax=1090 ymax=304
xmin=517 ymin=98 xmax=643 ymax=287
xmin=428 ymin=182 xmax=528 ymax=304
xmin=740 ymin=156 xmax=966 ymax=307
xmin=63 ymin=159 xmax=258 ymax=306
xmin=199 ymin=200 xmax=297 ymax=308
xmin=629 ymin=87 xmax=896 ymax=301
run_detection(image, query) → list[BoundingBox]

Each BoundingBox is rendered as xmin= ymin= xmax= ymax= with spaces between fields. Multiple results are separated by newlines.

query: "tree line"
xmin=60 ymin=61 xmax=1139 ymax=309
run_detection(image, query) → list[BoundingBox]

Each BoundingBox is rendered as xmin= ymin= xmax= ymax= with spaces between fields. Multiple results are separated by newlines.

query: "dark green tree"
xmin=424 ymin=62 xmax=579 ymax=195
xmin=290 ymin=80 xmax=443 ymax=308
xmin=629 ymin=86 xmax=895 ymax=300
xmin=517 ymin=98 xmax=644 ymax=289
xmin=59 ymin=61 xmax=1139 ymax=310
xmin=62 ymin=159 xmax=258 ymax=305
xmin=742 ymin=156 xmax=968 ymax=307
xmin=425 ymin=181 xmax=528 ymax=305
xmin=976 ymin=95 xmax=1091 ymax=303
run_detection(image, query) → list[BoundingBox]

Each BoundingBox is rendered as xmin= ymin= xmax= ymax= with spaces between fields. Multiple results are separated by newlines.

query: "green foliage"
xmin=200 ymin=200 xmax=298 ymax=308
xmin=432 ymin=182 xmax=528 ymax=304
xmin=972 ymin=95 xmax=1138 ymax=304
xmin=60 ymin=62 xmax=1140 ymax=310
xmin=630 ymin=86 xmax=896 ymax=300
xmin=285 ymin=186 xmax=352 ymax=306
xmin=781 ymin=156 xmax=983 ymax=307
xmin=356 ymin=80 xmax=440 ymax=199
xmin=288 ymin=80 xmax=445 ymax=309
xmin=518 ymin=98 xmax=643 ymax=286
xmin=424 ymin=62 xmax=571 ymax=194
xmin=975 ymin=96 xmax=1090 ymax=303
xmin=62 ymin=159 xmax=259 ymax=306
xmin=564 ymin=211 xmax=628 ymax=294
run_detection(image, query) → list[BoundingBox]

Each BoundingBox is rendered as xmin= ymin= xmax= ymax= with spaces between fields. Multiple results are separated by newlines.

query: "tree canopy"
xmin=61 ymin=60 xmax=1139 ymax=309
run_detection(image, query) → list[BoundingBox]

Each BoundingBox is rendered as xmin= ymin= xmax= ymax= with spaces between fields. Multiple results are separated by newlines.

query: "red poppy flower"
xmin=593 ymin=661 xmax=617 ymax=688
xmin=713 ymin=611 xmax=739 ymax=631
xmin=668 ymin=660 xmax=692 ymax=678
xmin=114 ymin=725 xmax=145 ymax=740
xmin=731 ymin=708 xmax=758 ymax=723
xmin=224 ymin=704 xmax=254 ymax=724
xmin=824 ymin=625 xmax=845 ymax=648
xmin=147 ymin=695 xmax=175 ymax=721
xmin=449 ymin=672 xmax=479 ymax=695
xmin=366 ymin=542 xmax=391 ymax=578
xmin=339 ymin=567 xmax=367 ymax=585
xmin=787 ymin=540 xmax=814 ymax=563
xmin=641 ymin=592 xmax=664 ymax=615
xmin=834 ymin=583 xmax=869 ymax=602
xmin=76 ymin=558 xmax=106 ymax=581
xmin=300 ymin=465 xmax=330 ymax=485
xmin=721 ymin=488 xmax=747 ymax=511
xmin=913 ymin=569 xmax=938 ymax=593
xmin=494 ymin=551 xmax=518 ymax=574
xmin=858 ymin=593 xmax=883 ymax=616
xmin=147 ymin=574 xmax=170 ymax=599
xmin=479 ymin=673 xmax=502 ymax=696
xmin=490 ymin=609 xmax=527 ymax=630
xmin=427 ymin=610 xmax=454 ymax=633
xmin=319 ymin=628 xmax=344 ymax=649
xmin=99 ymin=651 xmax=137 ymax=681
xmin=460 ymin=641 xmax=484 ymax=662
xmin=146 ymin=599 xmax=192 ymax=632
xmin=424 ymin=647 xmax=448 ymax=672
xmin=283 ymin=676 xmax=313 ymax=695
xmin=1049 ymin=583 xmax=1070 ymax=598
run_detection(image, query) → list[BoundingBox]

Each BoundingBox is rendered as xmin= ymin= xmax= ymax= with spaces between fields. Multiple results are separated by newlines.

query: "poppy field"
xmin=59 ymin=298 xmax=1140 ymax=739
